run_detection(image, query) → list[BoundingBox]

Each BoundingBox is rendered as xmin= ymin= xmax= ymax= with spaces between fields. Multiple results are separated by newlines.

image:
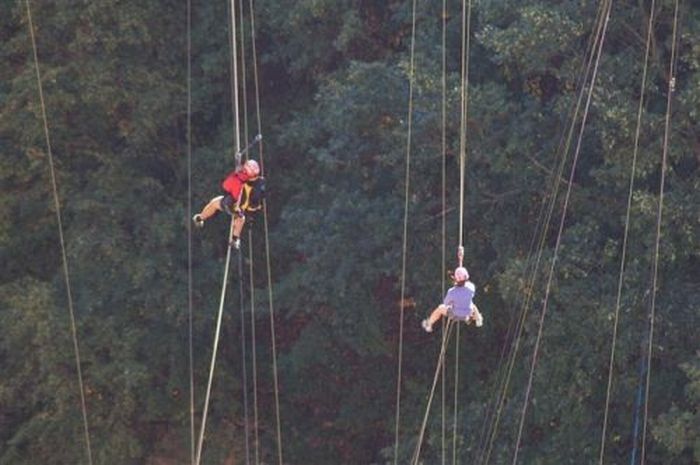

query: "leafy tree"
xmin=1 ymin=0 xmax=698 ymax=464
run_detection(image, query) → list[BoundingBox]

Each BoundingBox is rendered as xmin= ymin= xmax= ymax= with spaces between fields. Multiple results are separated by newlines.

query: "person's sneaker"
xmin=230 ymin=238 xmax=241 ymax=250
xmin=475 ymin=312 xmax=484 ymax=327
xmin=192 ymin=214 xmax=204 ymax=228
xmin=421 ymin=319 xmax=433 ymax=333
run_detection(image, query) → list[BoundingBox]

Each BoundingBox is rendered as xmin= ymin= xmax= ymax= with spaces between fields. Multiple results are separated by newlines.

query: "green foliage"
xmin=1 ymin=0 xmax=699 ymax=464
xmin=654 ymin=354 xmax=700 ymax=462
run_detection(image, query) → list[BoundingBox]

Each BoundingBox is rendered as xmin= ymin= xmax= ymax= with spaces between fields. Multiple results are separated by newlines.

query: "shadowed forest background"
xmin=1 ymin=0 xmax=699 ymax=464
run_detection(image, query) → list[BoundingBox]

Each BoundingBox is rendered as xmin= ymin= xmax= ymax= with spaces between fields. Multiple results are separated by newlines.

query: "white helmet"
xmin=454 ymin=267 xmax=469 ymax=282
xmin=244 ymin=159 xmax=260 ymax=176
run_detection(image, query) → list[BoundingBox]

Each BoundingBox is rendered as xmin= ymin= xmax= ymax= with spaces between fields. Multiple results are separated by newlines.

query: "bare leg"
xmin=469 ymin=303 xmax=483 ymax=326
xmin=428 ymin=304 xmax=448 ymax=326
xmin=232 ymin=215 xmax=246 ymax=239
xmin=199 ymin=195 xmax=225 ymax=221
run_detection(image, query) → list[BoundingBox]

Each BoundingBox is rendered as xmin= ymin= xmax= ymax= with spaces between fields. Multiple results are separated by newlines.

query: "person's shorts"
xmin=447 ymin=307 xmax=473 ymax=322
xmin=218 ymin=193 xmax=236 ymax=215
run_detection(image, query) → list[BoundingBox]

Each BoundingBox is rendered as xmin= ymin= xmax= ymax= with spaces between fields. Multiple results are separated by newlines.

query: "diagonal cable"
xmin=24 ymin=2 xmax=94 ymax=463
xmin=640 ymin=1 xmax=681 ymax=462
xmin=393 ymin=0 xmax=419 ymax=462
xmin=597 ymin=0 xmax=656 ymax=462
xmin=510 ymin=2 xmax=614 ymax=463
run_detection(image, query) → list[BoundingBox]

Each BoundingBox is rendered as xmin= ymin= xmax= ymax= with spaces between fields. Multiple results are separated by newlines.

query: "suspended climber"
xmin=421 ymin=264 xmax=483 ymax=333
xmin=192 ymin=157 xmax=266 ymax=249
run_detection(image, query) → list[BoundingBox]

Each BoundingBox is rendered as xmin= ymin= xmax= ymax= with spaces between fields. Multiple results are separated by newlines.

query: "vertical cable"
xmin=236 ymin=15 xmax=260 ymax=449
xmin=452 ymin=324 xmax=461 ymax=465
xmin=458 ymin=0 xmax=472 ymax=249
xmin=440 ymin=0 xmax=448 ymax=463
xmin=186 ymin=0 xmax=195 ymax=462
xmin=194 ymin=0 xmax=244 ymax=461
xmin=248 ymin=235 xmax=261 ymax=465
xmin=394 ymin=0 xmax=419 ymax=462
xmin=247 ymin=1 xmax=285 ymax=462
xmin=237 ymin=7 xmax=261 ymax=461
xmin=237 ymin=250 xmax=251 ymax=465
xmin=229 ymin=0 xmax=242 ymax=156
xmin=235 ymin=0 xmax=252 ymax=461
xmin=261 ymin=174 xmax=284 ymax=465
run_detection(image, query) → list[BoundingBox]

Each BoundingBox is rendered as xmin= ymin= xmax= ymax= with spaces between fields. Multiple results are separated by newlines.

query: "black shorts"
xmin=219 ymin=193 xmax=236 ymax=215
xmin=219 ymin=193 xmax=259 ymax=220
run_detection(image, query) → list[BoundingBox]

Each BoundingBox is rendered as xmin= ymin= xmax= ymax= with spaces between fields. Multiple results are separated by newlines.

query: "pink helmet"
xmin=454 ymin=266 xmax=469 ymax=282
xmin=244 ymin=159 xmax=260 ymax=176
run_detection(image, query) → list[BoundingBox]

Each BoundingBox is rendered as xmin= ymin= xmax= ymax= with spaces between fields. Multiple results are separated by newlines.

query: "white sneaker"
xmin=421 ymin=319 xmax=433 ymax=333
xmin=192 ymin=214 xmax=204 ymax=228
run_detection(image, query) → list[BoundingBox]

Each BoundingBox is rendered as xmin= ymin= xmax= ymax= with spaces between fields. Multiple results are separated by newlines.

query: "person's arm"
xmin=442 ymin=288 xmax=453 ymax=307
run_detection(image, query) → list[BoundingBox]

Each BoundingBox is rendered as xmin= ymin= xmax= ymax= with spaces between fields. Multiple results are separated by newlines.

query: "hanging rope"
xmin=440 ymin=0 xmax=448 ymax=462
xmin=457 ymin=0 xmax=472 ymax=257
xmin=453 ymin=2 xmax=472 ymax=463
xmin=412 ymin=2 xmax=473 ymax=459
xmin=237 ymin=0 xmax=250 ymax=152
xmin=451 ymin=323 xmax=462 ymax=465
xmin=24 ymin=2 xmax=94 ymax=464
xmin=410 ymin=319 xmax=457 ymax=465
xmin=393 ymin=0 xmax=419 ymax=461
xmin=194 ymin=222 xmax=236 ymax=465
xmin=235 ymin=62 xmax=260 ymax=465
xmin=247 ymin=235 xmax=261 ymax=465
xmin=234 ymin=2 xmax=263 ymax=462
xmin=229 ymin=0 xmax=242 ymax=156
xmin=477 ymin=3 xmax=613 ymax=462
xmin=235 ymin=35 xmax=260 ymax=461
xmin=247 ymin=0 xmax=285 ymax=462
xmin=260 ymin=146 xmax=285 ymax=465
xmin=640 ymin=1 xmax=680 ymax=462
xmin=414 ymin=1 xmax=472 ymax=460
xmin=471 ymin=1 xmax=643 ymax=461
xmin=510 ymin=2 xmax=613 ymax=463
xmin=194 ymin=0 xmax=244 ymax=461
xmin=597 ymin=1 xmax=656 ymax=463
xmin=237 ymin=245 xmax=252 ymax=465
xmin=233 ymin=0 xmax=252 ymax=461
xmin=186 ymin=0 xmax=196 ymax=463
xmin=481 ymin=3 xmax=614 ymax=463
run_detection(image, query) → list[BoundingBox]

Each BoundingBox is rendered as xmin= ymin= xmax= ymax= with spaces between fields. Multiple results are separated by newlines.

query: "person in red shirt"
xmin=192 ymin=159 xmax=261 ymax=248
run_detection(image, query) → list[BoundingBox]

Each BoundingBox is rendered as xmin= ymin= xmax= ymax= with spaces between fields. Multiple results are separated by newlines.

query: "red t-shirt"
xmin=221 ymin=170 xmax=250 ymax=198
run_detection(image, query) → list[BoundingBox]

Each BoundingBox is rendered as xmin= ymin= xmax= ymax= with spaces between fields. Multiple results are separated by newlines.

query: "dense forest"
xmin=1 ymin=0 xmax=699 ymax=464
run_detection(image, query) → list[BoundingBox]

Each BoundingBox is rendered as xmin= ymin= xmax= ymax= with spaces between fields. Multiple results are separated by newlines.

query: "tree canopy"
xmin=1 ymin=0 xmax=698 ymax=464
